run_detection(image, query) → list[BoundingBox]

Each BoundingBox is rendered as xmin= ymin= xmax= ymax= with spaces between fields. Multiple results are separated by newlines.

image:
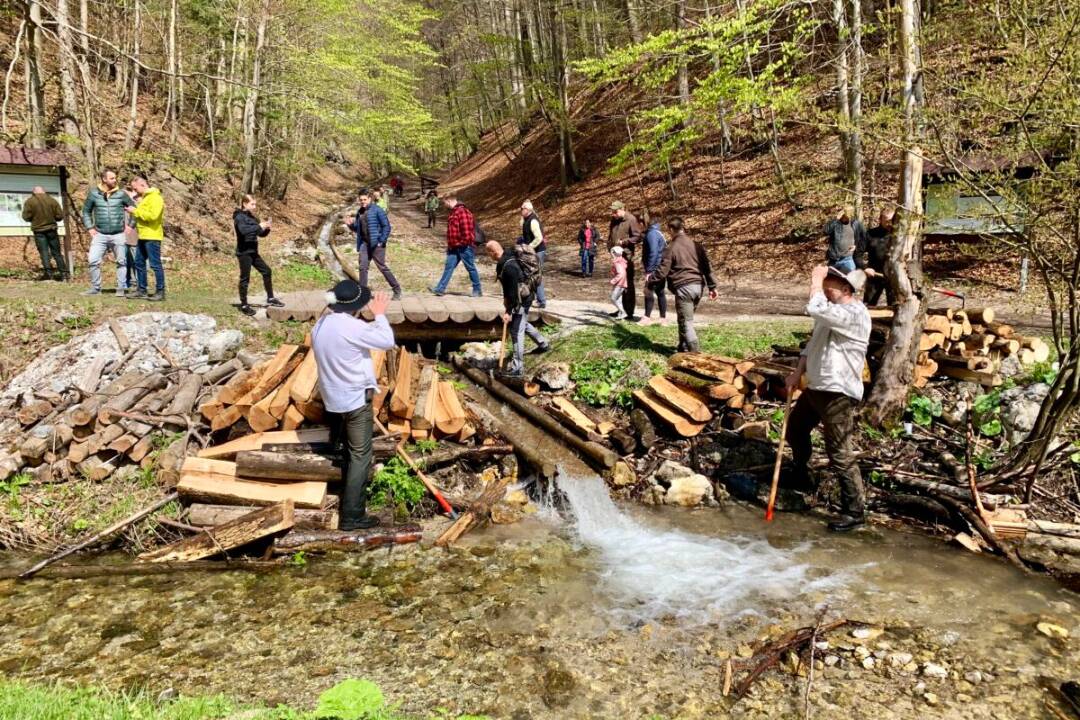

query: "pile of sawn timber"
xmin=872 ymin=306 xmax=1050 ymax=388
xmin=635 ymin=353 xmax=795 ymax=438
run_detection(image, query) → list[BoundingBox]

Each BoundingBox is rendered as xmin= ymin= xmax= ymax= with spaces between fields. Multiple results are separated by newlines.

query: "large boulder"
xmin=534 ymin=362 xmax=572 ymax=391
xmin=458 ymin=342 xmax=501 ymax=371
xmin=1001 ymin=383 xmax=1051 ymax=445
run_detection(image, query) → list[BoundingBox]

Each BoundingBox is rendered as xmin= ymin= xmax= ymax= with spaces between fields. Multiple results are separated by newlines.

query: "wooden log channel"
xmin=452 ymin=357 xmax=618 ymax=470
xmin=3 ymin=560 xmax=285 ymax=581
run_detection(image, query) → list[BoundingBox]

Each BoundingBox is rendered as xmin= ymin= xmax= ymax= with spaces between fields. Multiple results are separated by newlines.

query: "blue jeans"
xmin=830 ymin=255 xmax=856 ymax=273
xmin=534 ymin=249 xmax=547 ymax=305
xmin=580 ymin=251 xmax=594 ymax=276
xmin=134 ymin=239 xmax=165 ymax=292
xmin=434 ymin=245 xmax=481 ymax=295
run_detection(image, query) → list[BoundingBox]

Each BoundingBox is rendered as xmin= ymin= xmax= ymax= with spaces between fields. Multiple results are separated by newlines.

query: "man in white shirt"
xmin=784 ymin=265 xmax=871 ymax=532
xmin=311 ymin=281 xmax=396 ymax=530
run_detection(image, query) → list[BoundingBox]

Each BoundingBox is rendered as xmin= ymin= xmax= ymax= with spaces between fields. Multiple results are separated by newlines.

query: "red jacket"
xmin=446 ymin=203 xmax=476 ymax=249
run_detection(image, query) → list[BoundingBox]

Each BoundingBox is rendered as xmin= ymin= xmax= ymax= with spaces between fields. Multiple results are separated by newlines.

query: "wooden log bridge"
xmin=268 ymin=291 xmax=552 ymax=342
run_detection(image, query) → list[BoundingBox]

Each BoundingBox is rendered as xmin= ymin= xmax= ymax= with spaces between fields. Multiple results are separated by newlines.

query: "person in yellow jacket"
xmin=124 ymin=175 xmax=166 ymax=301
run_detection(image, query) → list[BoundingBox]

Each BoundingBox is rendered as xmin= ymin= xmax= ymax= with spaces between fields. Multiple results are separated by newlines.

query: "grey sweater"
xmin=801 ymin=292 xmax=871 ymax=400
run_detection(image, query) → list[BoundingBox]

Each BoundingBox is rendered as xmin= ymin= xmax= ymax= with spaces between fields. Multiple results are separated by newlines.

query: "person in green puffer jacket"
xmin=81 ymin=168 xmax=135 ymax=296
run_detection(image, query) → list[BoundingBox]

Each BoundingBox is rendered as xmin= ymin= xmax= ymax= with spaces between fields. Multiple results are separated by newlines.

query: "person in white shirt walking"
xmin=784 ymin=265 xmax=871 ymax=532
xmin=310 ymin=281 xmax=396 ymax=530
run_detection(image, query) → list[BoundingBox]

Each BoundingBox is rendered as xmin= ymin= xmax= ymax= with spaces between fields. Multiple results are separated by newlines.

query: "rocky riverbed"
xmin=1 ymin=500 xmax=1077 ymax=719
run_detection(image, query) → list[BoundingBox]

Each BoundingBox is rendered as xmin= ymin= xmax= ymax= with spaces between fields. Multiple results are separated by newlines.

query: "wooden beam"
xmin=288 ymin=350 xmax=320 ymax=405
xmin=434 ymin=381 xmax=467 ymax=436
xmin=633 ymin=388 xmax=708 ymax=437
xmin=197 ymin=428 xmax=331 ymax=459
xmin=235 ymin=450 xmax=341 ymax=482
xmin=138 ymin=501 xmax=295 ymax=563
xmin=177 ymin=474 xmax=327 ymax=509
xmin=188 ymin=503 xmax=338 ymax=531
xmin=647 ymin=376 xmax=712 ymax=423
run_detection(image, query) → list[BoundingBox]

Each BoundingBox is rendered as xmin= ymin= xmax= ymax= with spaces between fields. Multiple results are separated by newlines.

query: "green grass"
xmin=543 ymin=318 xmax=810 ymax=367
xmin=0 ymin=678 xmax=489 ymax=720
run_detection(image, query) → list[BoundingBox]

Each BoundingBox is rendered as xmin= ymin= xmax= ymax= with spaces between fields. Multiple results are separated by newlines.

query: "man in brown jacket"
xmin=651 ymin=217 xmax=717 ymax=352
xmin=607 ymin=201 xmax=643 ymax=318
xmin=21 ymin=187 xmax=66 ymax=281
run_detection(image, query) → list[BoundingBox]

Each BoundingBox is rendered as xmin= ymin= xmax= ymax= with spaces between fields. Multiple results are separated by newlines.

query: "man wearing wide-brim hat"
xmin=311 ymin=281 xmax=396 ymax=530
xmin=783 ymin=265 xmax=871 ymax=532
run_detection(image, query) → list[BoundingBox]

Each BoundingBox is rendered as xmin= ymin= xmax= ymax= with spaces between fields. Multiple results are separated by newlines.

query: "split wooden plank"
xmin=648 ymin=375 xmax=712 ymax=423
xmin=108 ymin=318 xmax=130 ymax=352
xmin=236 ymin=346 xmax=303 ymax=410
xmin=667 ymin=353 xmax=737 ymax=384
xmin=411 ymin=364 xmax=438 ymax=431
xmin=434 ymin=381 xmax=467 ymax=436
xmin=210 ymin=405 xmax=244 ymax=432
xmin=216 ymin=364 xmax=265 ymax=405
xmin=177 ymin=474 xmax=327 ymax=509
xmin=936 ymin=366 xmax=1003 ymax=387
xmin=77 ymin=357 xmax=108 ymax=395
xmin=188 ymin=503 xmax=338 ymax=531
xmin=632 ymin=389 xmax=707 ymax=437
xmin=197 ymin=428 xmax=331 ymax=459
xmin=389 ymin=347 xmax=417 ymax=418
xmin=138 ymin=501 xmax=295 ymax=563
xmin=288 ymin=350 xmax=320 ymax=405
xmin=294 ymin=398 xmax=325 ymax=424
xmin=281 ymin=406 xmax=305 ymax=431
xmin=247 ymin=390 xmax=280 ymax=433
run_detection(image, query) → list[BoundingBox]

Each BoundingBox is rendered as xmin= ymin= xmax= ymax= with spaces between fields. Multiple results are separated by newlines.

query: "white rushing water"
xmin=554 ymin=473 xmax=846 ymax=625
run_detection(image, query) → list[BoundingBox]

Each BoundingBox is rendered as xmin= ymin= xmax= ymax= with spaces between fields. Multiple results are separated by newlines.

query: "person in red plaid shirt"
xmin=429 ymin=193 xmax=483 ymax=297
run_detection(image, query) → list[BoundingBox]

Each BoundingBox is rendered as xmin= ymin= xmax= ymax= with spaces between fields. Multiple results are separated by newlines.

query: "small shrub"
xmin=906 ymin=394 xmax=941 ymax=427
xmin=315 ymin=679 xmax=385 ymax=720
xmin=369 ymin=457 xmax=425 ymax=513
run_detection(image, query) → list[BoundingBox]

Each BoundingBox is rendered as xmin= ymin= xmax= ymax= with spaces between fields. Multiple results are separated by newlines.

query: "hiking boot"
xmin=239 ymin=304 xmax=256 ymax=317
xmin=607 ymin=310 xmax=622 ymax=318
xmin=428 ymin=286 xmax=445 ymax=297
xmin=127 ymin=289 xmax=147 ymax=300
xmin=471 ymin=290 xmax=483 ymax=298
xmin=81 ymin=288 xmax=101 ymax=296
xmin=531 ymin=343 xmax=550 ymax=355
xmin=534 ymin=301 xmax=546 ymax=309
xmin=339 ymin=514 xmax=380 ymax=531
xmin=827 ymin=515 xmax=866 ymax=532
xmin=146 ymin=290 xmax=165 ymax=302
xmin=266 ymin=297 xmax=285 ymax=307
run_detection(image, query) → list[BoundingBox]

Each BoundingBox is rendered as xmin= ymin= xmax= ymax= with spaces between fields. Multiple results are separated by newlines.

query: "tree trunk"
xmin=55 ymin=0 xmax=84 ymax=156
xmin=165 ymin=0 xmax=179 ymax=142
xmin=25 ymin=0 xmax=46 ymax=148
xmin=849 ymin=0 xmax=864 ymax=219
xmin=590 ymin=0 xmax=605 ymax=53
xmin=552 ymin=0 xmax=580 ymax=189
xmin=625 ymin=0 xmax=642 ymax=43
xmin=123 ymin=0 xmax=141 ymax=149
xmin=242 ymin=0 xmax=270 ymax=195
xmin=675 ymin=0 xmax=690 ymax=106
xmin=865 ymin=0 xmax=926 ymax=425
xmin=1 ymin=21 xmax=26 ymax=134
xmin=703 ymin=0 xmax=732 ymax=155
xmin=505 ymin=0 xmax=527 ymax=116
xmin=79 ymin=0 xmax=89 ymax=54
xmin=833 ymin=0 xmax=853 ymax=183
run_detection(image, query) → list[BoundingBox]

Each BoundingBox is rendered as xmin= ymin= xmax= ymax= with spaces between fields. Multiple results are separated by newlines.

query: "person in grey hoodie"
xmin=81 ymin=168 xmax=135 ymax=295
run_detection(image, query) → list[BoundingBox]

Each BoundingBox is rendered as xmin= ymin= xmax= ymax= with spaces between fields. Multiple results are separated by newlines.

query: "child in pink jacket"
xmin=609 ymin=246 xmax=628 ymax=319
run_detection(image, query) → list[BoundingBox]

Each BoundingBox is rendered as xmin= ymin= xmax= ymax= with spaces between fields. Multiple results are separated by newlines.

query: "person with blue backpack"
xmin=348 ymin=187 xmax=402 ymax=300
xmin=641 ymin=216 xmax=668 ymax=324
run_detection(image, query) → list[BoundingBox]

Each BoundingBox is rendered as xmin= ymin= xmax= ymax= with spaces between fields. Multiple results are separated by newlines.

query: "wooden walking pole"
xmin=498 ymin=318 xmax=508 ymax=370
xmin=374 ymin=417 xmax=458 ymax=519
xmin=19 ymin=492 xmax=179 ymax=579
xmin=765 ymin=394 xmax=794 ymax=522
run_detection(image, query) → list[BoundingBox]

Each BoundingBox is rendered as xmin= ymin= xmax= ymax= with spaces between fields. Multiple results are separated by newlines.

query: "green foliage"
xmin=290 ymin=551 xmax=308 ymax=567
xmin=575 ymin=0 xmax=817 ymax=173
xmin=0 ymin=472 xmax=31 ymax=510
xmin=408 ymin=439 xmax=439 ymax=455
xmin=906 ymin=395 xmax=942 ymax=427
xmin=971 ymin=389 xmax=1005 ymax=438
xmin=315 ymin=680 xmax=385 ymax=720
xmin=571 ymin=357 xmax=643 ymax=408
xmin=1070 ymin=441 xmax=1080 ymax=466
xmin=1024 ymin=361 xmax=1058 ymax=386
xmin=369 ymin=458 xmax=425 ymax=513
xmin=279 ymin=262 xmax=334 ymax=289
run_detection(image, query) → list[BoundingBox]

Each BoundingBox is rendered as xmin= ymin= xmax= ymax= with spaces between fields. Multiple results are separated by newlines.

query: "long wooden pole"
xmin=498 ymin=318 xmax=508 ymax=370
xmin=18 ymin=492 xmax=179 ymax=579
xmin=765 ymin=395 xmax=793 ymax=522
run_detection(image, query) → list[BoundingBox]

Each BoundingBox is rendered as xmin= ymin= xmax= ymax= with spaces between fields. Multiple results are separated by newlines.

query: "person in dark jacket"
xmin=22 ymin=187 xmax=66 ymax=281
xmin=81 ymin=168 xmax=135 ymax=295
xmin=348 ymin=188 xmax=402 ymax=299
xmin=641 ymin=219 xmax=668 ymax=324
xmin=824 ymin=204 xmax=867 ymax=272
xmin=486 ymin=240 xmax=549 ymax=377
xmin=577 ymin=219 xmax=600 ymax=277
xmin=652 ymin=218 xmax=717 ymax=352
xmin=856 ymin=208 xmax=895 ymax=306
xmin=233 ymin=194 xmax=284 ymax=316
xmin=608 ymin=201 xmax=643 ymax=318
xmin=518 ymin=199 xmax=547 ymax=307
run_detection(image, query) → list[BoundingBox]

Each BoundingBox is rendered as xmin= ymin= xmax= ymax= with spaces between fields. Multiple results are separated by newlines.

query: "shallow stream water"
xmin=1 ymin=472 xmax=1078 ymax=719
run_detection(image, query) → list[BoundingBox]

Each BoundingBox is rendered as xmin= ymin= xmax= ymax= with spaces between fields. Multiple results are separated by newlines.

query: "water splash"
xmin=553 ymin=473 xmax=845 ymax=625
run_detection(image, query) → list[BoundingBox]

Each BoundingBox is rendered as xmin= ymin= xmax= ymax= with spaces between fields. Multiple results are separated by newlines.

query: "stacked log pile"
xmin=4 ymin=358 xmax=245 ymax=486
xmin=382 ymin=347 xmax=474 ymax=442
xmin=636 ymin=353 xmax=795 ymax=437
xmin=871 ymin=306 xmax=1049 ymax=388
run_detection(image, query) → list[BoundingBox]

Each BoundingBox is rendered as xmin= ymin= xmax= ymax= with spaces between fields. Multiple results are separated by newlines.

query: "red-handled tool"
xmin=375 ymin=417 xmax=459 ymax=520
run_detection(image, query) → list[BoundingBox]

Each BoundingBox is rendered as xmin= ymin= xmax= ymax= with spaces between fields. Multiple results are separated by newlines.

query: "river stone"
xmin=922 ymin=663 xmax=948 ymax=679
xmin=206 ymin=329 xmax=244 ymax=362
xmin=998 ymin=353 xmax=1023 ymax=378
xmin=610 ymin=461 xmax=636 ymax=487
xmin=1001 ymin=383 xmax=1051 ymax=445
xmin=458 ymin=342 xmax=501 ymax=371
xmin=654 ymin=460 xmax=717 ymax=507
xmin=534 ymin=362 xmax=572 ymax=391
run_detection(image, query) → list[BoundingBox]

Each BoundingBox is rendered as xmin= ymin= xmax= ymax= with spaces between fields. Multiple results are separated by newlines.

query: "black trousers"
xmin=643 ymin=278 xmax=668 ymax=318
xmin=34 ymin=230 xmax=66 ymax=278
xmin=329 ymin=394 xmax=374 ymax=523
xmin=622 ymin=260 xmax=636 ymax=318
xmin=863 ymin=275 xmax=893 ymax=307
xmin=238 ymin=253 xmax=273 ymax=305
